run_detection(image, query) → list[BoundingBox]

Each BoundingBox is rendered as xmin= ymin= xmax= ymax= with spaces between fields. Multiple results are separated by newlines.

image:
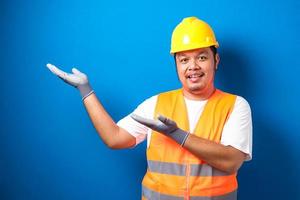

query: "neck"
xmin=183 ymin=85 xmax=216 ymax=101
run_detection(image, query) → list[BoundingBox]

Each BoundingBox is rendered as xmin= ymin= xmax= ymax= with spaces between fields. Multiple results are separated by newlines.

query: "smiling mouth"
xmin=187 ymin=73 xmax=205 ymax=79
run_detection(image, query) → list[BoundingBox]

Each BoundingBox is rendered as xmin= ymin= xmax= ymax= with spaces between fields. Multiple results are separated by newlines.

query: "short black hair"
xmin=210 ymin=46 xmax=217 ymax=57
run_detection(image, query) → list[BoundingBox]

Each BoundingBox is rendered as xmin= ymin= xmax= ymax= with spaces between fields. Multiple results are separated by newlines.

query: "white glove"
xmin=46 ymin=63 xmax=94 ymax=100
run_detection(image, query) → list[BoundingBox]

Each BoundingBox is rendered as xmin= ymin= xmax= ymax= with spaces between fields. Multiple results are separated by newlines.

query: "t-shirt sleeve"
xmin=117 ymin=95 xmax=157 ymax=145
xmin=220 ymin=96 xmax=253 ymax=161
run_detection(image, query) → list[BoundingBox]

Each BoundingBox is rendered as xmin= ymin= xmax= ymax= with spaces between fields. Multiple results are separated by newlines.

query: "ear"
xmin=215 ymin=53 xmax=220 ymax=70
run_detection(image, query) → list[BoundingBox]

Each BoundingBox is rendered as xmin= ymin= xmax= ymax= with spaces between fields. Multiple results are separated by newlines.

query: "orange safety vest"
xmin=142 ymin=89 xmax=238 ymax=200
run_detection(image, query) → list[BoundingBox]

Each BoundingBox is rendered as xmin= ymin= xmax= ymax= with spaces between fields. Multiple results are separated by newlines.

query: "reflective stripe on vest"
xmin=142 ymin=185 xmax=237 ymax=200
xmin=142 ymin=89 xmax=237 ymax=199
xmin=148 ymin=160 xmax=232 ymax=177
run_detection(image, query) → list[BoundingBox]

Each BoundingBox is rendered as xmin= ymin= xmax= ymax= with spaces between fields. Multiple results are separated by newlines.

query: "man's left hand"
xmin=131 ymin=114 xmax=189 ymax=146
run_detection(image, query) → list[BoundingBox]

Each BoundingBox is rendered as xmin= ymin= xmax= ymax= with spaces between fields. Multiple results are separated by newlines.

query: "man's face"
xmin=175 ymin=47 xmax=219 ymax=99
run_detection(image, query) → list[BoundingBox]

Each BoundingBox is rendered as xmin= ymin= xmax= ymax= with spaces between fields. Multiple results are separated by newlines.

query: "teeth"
xmin=188 ymin=74 xmax=202 ymax=78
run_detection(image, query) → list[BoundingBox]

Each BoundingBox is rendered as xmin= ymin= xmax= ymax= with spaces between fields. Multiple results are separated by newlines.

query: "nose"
xmin=188 ymin=58 xmax=201 ymax=71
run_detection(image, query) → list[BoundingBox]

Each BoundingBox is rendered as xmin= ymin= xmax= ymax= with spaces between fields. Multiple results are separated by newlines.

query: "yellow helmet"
xmin=170 ymin=17 xmax=219 ymax=54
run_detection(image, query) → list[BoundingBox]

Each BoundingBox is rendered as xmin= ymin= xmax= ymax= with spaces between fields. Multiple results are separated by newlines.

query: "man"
xmin=47 ymin=17 xmax=252 ymax=200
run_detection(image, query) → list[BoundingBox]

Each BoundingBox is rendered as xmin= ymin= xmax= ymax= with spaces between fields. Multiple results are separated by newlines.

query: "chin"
xmin=188 ymin=84 xmax=205 ymax=92
xmin=187 ymin=88 xmax=204 ymax=95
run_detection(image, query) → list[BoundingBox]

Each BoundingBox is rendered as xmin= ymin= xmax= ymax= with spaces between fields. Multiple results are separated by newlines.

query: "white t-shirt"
xmin=117 ymin=94 xmax=252 ymax=161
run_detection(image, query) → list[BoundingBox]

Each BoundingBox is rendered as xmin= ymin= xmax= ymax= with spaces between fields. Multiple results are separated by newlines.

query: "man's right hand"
xmin=46 ymin=63 xmax=94 ymax=100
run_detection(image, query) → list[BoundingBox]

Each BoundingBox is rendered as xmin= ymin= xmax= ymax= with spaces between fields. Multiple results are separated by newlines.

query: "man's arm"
xmin=46 ymin=63 xmax=136 ymax=149
xmin=183 ymin=135 xmax=246 ymax=174
xmin=83 ymin=94 xmax=136 ymax=149
xmin=131 ymin=114 xmax=247 ymax=173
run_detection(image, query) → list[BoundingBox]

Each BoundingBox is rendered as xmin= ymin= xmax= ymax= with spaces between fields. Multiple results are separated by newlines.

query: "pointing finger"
xmin=131 ymin=114 xmax=158 ymax=127
xmin=46 ymin=63 xmax=68 ymax=80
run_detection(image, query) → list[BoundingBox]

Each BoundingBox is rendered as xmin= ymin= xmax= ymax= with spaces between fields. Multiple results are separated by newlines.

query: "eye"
xmin=198 ymin=55 xmax=207 ymax=61
xmin=180 ymin=58 xmax=189 ymax=64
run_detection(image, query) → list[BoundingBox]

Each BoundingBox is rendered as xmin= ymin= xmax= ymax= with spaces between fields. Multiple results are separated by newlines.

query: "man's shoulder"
xmin=217 ymin=89 xmax=245 ymax=100
xmin=216 ymin=89 xmax=251 ymax=108
xmin=140 ymin=89 xmax=181 ymax=106
xmin=158 ymin=88 xmax=182 ymax=97
xmin=217 ymin=89 xmax=237 ymax=97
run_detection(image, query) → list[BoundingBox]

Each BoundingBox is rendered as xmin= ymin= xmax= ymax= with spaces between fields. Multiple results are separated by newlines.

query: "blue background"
xmin=1 ymin=0 xmax=299 ymax=199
